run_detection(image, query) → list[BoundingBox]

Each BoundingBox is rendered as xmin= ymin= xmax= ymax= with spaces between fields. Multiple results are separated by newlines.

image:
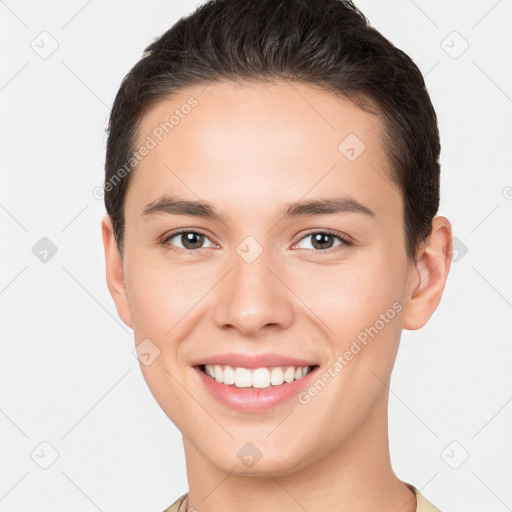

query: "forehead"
xmin=128 ymin=80 xmax=400 ymax=218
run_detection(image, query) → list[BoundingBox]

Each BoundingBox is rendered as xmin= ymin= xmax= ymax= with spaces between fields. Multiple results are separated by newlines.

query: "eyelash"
xmin=160 ymin=228 xmax=353 ymax=254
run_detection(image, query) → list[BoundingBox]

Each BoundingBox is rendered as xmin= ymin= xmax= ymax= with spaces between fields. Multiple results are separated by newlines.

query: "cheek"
xmin=290 ymin=255 xmax=406 ymax=343
xmin=287 ymin=259 xmax=405 ymax=432
xmin=124 ymin=248 xmax=207 ymax=334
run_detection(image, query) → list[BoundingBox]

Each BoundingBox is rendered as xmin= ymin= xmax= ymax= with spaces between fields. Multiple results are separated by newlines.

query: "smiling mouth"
xmin=197 ymin=363 xmax=320 ymax=390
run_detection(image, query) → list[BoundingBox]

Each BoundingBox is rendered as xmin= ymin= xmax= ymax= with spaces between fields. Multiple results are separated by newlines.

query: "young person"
xmin=101 ymin=1 xmax=452 ymax=510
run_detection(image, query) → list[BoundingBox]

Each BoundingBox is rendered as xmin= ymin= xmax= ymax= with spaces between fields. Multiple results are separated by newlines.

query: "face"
xmin=103 ymin=80 xmax=449 ymax=477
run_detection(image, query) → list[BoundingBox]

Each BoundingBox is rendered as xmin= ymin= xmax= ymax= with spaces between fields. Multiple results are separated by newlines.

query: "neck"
xmin=180 ymin=390 xmax=416 ymax=512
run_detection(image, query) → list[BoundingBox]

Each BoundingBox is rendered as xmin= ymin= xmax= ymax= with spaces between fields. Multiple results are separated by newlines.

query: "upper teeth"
xmin=204 ymin=364 xmax=312 ymax=389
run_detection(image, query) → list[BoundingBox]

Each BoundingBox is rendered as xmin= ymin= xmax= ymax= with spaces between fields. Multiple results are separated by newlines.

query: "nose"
xmin=212 ymin=242 xmax=295 ymax=337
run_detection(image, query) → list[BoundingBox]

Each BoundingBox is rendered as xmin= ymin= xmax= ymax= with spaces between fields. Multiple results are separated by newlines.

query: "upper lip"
xmin=191 ymin=353 xmax=319 ymax=369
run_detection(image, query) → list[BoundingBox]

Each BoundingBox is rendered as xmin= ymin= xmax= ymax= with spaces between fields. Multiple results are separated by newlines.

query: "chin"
xmin=208 ymin=448 xmax=311 ymax=478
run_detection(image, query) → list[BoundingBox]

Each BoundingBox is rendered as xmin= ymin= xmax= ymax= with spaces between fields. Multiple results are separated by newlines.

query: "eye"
xmin=162 ymin=230 xmax=216 ymax=251
xmin=294 ymin=230 xmax=352 ymax=252
xmin=160 ymin=229 xmax=352 ymax=253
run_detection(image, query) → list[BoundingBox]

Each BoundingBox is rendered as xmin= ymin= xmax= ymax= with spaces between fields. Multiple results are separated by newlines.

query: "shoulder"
xmin=408 ymin=484 xmax=442 ymax=512
xmin=161 ymin=487 xmax=441 ymax=512
xmin=161 ymin=492 xmax=188 ymax=512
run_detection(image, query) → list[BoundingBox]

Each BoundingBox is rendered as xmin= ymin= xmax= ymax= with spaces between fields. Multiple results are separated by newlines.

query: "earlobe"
xmin=402 ymin=216 xmax=453 ymax=330
xmin=101 ymin=215 xmax=133 ymax=329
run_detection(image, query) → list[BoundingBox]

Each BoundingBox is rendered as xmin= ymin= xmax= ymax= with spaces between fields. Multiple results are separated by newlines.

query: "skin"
xmin=102 ymin=80 xmax=452 ymax=512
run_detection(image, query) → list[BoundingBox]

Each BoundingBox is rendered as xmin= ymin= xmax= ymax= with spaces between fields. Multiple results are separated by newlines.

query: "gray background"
xmin=1 ymin=0 xmax=511 ymax=511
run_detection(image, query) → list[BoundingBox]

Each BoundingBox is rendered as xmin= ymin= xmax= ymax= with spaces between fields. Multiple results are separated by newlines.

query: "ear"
xmin=101 ymin=215 xmax=133 ymax=329
xmin=402 ymin=216 xmax=453 ymax=330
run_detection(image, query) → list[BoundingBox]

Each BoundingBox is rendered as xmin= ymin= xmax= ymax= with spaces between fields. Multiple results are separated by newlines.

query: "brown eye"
xmin=163 ymin=230 xmax=214 ymax=251
xmin=295 ymin=231 xmax=351 ymax=252
xmin=310 ymin=233 xmax=335 ymax=250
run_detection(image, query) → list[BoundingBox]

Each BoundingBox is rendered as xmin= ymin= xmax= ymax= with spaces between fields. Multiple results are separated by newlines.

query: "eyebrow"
xmin=141 ymin=194 xmax=375 ymax=220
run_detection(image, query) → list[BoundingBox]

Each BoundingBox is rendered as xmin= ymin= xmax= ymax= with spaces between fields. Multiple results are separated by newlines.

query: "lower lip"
xmin=194 ymin=365 xmax=319 ymax=412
